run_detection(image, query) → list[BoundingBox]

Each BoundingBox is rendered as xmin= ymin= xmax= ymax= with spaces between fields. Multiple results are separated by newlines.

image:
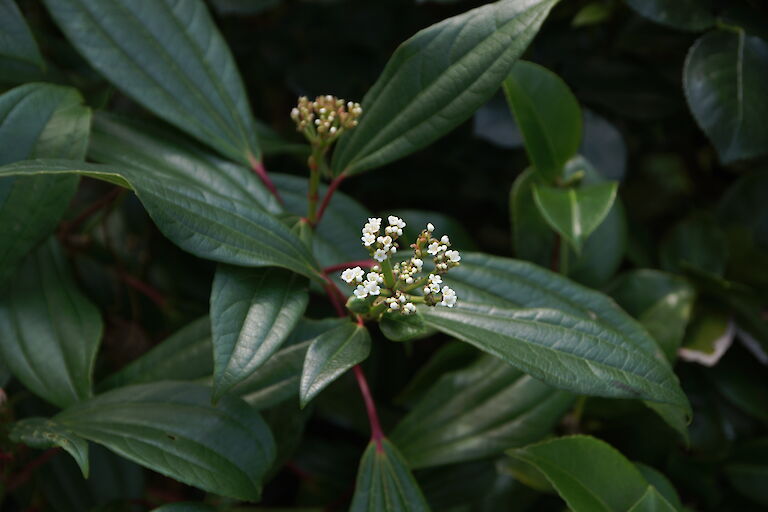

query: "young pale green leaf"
xmin=0 ymin=83 xmax=90 ymax=285
xmin=332 ymin=0 xmax=559 ymax=176
xmin=300 ymin=323 xmax=371 ymax=407
xmin=350 ymin=439 xmax=431 ymax=512
xmin=627 ymin=487 xmax=679 ymax=512
xmin=625 ymin=0 xmax=714 ymax=31
xmin=421 ymin=303 xmax=689 ymax=411
xmin=0 ymin=0 xmax=45 ymax=79
xmin=0 ymin=238 xmax=102 ymax=409
xmin=684 ymin=30 xmax=768 ymax=163
xmin=391 ymin=355 xmax=574 ymax=468
xmin=509 ymin=435 xmax=658 ymax=512
xmin=532 ymin=181 xmax=618 ymax=253
xmin=43 ymin=0 xmax=261 ymax=164
xmin=0 ymin=159 xmax=321 ymax=281
xmin=10 ymin=417 xmax=90 ymax=478
xmin=99 ymin=317 xmax=213 ymax=391
xmin=54 ymin=381 xmax=275 ymax=501
xmin=211 ymin=265 xmax=309 ymax=400
xmin=503 ymin=61 xmax=582 ymax=182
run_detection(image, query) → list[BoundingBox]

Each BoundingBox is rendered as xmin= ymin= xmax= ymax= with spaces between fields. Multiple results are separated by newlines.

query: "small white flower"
xmin=440 ymin=286 xmax=457 ymax=307
xmin=361 ymin=233 xmax=376 ymax=246
xmin=411 ymin=258 xmax=423 ymax=270
xmin=429 ymin=283 xmax=441 ymax=293
xmin=367 ymin=272 xmax=383 ymax=284
xmin=403 ymin=303 xmax=416 ymax=314
xmin=364 ymin=280 xmax=381 ymax=296
xmin=445 ymin=250 xmax=461 ymax=263
xmin=428 ymin=274 xmax=442 ymax=285
xmin=373 ymin=249 xmax=388 ymax=262
xmin=427 ymin=223 xmax=435 ymax=232
xmin=389 ymin=246 xmax=397 ymax=254
xmin=405 ymin=277 xmax=414 ymax=284
xmin=341 ymin=266 xmax=365 ymax=284
xmin=424 ymin=287 xmax=431 ymax=295
xmin=389 ymin=301 xmax=400 ymax=310
xmin=399 ymin=294 xmax=407 ymax=303
xmin=353 ymin=285 xmax=368 ymax=299
xmin=441 ymin=235 xmax=450 ymax=245
xmin=427 ymin=242 xmax=441 ymax=255
xmin=439 ymin=244 xmax=447 ymax=252
xmin=388 ymin=216 xmax=406 ymax=229
xmin=377 ymin=235 xmax=393 ymax=246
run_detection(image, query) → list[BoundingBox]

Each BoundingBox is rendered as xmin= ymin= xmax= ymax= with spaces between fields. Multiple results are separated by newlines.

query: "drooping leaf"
xmin=532 ymin=181 xmax=618 ymax=253
xmin=627 ymin=487 xmax=678 ymax=512
xmin=0 ymin=0 xmax=45 ymax=80
xmin=625 ymin=0 xmax=715 ymax=31
xmin=300 ymin=322 xmax=371 ymax=407
xmin=678 ymin=304 xmax=734 ymax=366
xmin=421 ymin=303 xmax=689 ymax=412
xmin=10 ymin=417 xmax=89 ymax=478
xmin=391 ymin=354 xmax=574 ymax=468
xmin=0 ymin=159 xmax=321 ymax=280
xmin=0 ymin=83 xmax=90 ymax=284
xmin=99 ymin=316 xmax=213 ymax=391
xmin=43 ymin=0 xmax=261 ymax=164
xmin=211 ymin=265 xmax=308 ymax=399
xmin=684 ymin=30 xmax=768 ymax=163
xmin=350 ymin=439 xmax=431 ymax=512
xmin=332 ymin=0 xmax=559 ymax=176
xmin=0 ymin=238 xmax=102 ymax=409
xmin=54 ymin=381 xmax=275 ymax=501
xmin=503 ymin=60 xmax=582 ymax=182
xmin=509 ymin=435 xmax=659 ymax=512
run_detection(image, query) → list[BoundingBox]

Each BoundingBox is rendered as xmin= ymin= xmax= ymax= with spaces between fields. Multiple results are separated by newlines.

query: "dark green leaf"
xmin=332 ymin=0 xmax=559 ymax=176
xmin=389 ymin=209 xmax=478 ymax=251
xmin=626 ymin=0 xmax=715 ymax=31
xmin=209 ymin=0 xmax=281 ymax=16
xmin=510 ymin=167 xmax=555 ymax=266
xmin=571 ymin=2 xmax=612 ymax=27
xmin=391 ymin=354 xmax=574 ymax=468
xmin=55 ymin=381 xmax=275 ymax=501
xmin=379 ymin=309 xmax=433 ymax=342
xmin=725 ymin=439 xmax=768 ymax=506
xmin=580 ymin=110 xmax=627 ymax=182
xmin=10 ymin=417 xmax=89 ymax=478
xmin=635 ymin=463 xmax=683 ymax=511
xmin=0 ymin=238 xmax=102 ymax=409
xmin=0 ymin=0 xmax=45 ymax=78
xmin=503 ymin=60 xmax=582 ymax=182
xmin=44 ymin=0 xmax=261 ymax=164
xmin=660 ymin=215 xmax=729 ymax=276
xmin=99 ymin=316 xmax=213 ymax=391
xmin=0 ymin=159 xmax=321 ymax=280
xmin=151 ymin=504 xmax=215 ymax=512
xmin=0 ymin=83 xmax=90 ymax=285
xmin=300 ymin=323 xmax=371 ymax=407
xmin=421 ymin=303 xmax=689 ymax=411
xmin=350 ymin=439 xmax=431 ymax=512
xmin=211 ymin=265 xmax=308 ymax=399
xmin=628 ymin=486 xmax=678 ymax=512
xmin=684 ymin=30 xmax=768 ymax=163
xmin=532 ymin=181 xmax=618 ymax=253
xmin=678 ymin=304 xmax=733 ymax=366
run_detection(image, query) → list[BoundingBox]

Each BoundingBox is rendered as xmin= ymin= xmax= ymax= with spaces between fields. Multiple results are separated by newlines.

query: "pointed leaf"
xmin=0 ymin=159 xmax=321 ymax=280
xmin=350 ymin=439 xmax=431 ymax=512
xmin=54 ymin=381 xmax=275 ymax=501
xmin=684 ymin=30 xmax=768 ymax=163
xmin=391 ymin=354 xmax=574 ymax=468
xmin=532 ymin=181 xmax=618 ymax=253
xmin=0 ymin=0 xmax=45 ymax=79
xmin=44 ymin=0 xmax=261 ymax=164
xmin=628 ymin=487 xmax=679 ymax=512
xmin=503 ymin=60 xmax=582 ymax=182
xmin=299 ymin=323 xmax=371 ymax=407
xmin=332 ymin=0 xmax=559 ymax=176
xmin=0 ymin=238 xmax=102 ymax=408
xmin=211 ymin=265 xmax=309 ymax=399
xmin=10 ymin=417 xmax=89 ymax=478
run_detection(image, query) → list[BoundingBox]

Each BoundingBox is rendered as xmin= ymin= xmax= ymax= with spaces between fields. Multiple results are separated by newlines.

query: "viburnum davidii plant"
xmin=1 ymin=0 xmax=768 ymax=510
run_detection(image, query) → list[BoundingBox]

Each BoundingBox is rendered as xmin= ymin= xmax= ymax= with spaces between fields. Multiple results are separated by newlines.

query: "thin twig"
xmin=6 ymin=448 xmax=59 ymax=492
xmin=315 ymin=173 xmax=346 ymax=225
xmin=248 ymin=155 xmax=283 ymax=204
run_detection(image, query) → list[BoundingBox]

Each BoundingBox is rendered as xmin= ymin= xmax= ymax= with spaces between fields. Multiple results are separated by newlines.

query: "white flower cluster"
xmin=340 ymin=217 xmax=461 ymax=317
xmin=291 ymin=95 xmax=362 ymax=142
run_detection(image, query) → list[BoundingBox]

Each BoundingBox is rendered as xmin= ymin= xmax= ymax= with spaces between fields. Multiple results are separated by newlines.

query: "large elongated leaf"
xmin=332 ymin=0 xmax=559 ymax=176
xmin=211 ymin=265 xmax=308 ymax=400
xmin=350 ymin=439 xmax=431 ymax=512
xmin=0 ymin=238 xmax=102 ymax=409
xmin=0 ymin=0 xmax=45 ymax=78
xmin=300 ymin=323 xmax=371 ymax=407
xmin=421 ymin=303 xmax=689 ymax=411
xmin=54 ymin=382 xmax=275 ymax=501
xmin=0 ymin=159 xmax=321 ymax=280
xmin=684 ymin=30 xmax=768 ymax=163
xmin=10 ymin=417 xmax=90 ymax=478
xmin=44 ymin=0 xmax=261 ymax=164
xmin=391 ymin=354 xmax=574 ymax=468
xmin=0 ymin=83 xmax=90 ymax=284
xmin=503 ymin=60 xmax=582 ymax=182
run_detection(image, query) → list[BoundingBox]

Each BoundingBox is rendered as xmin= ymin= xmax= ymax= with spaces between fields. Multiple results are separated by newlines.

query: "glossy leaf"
xmin=628 ymin=487 xmax=678 ymax=512
xmin=300 ymin=323 xmax=371 ymax=407
xmin=625 ymin=0 xmax=714 ymax=31
xmin=580 ymin=110 xmax=627 ymax=182
xmin=0 ymin=238 xmax=102 ymax=409
xmin=510 ymin=168 xmax=555 ymax=265
xmin=509 ymin=435 xmax=657 ymax=512
xmin=0 ymin=159 xmax=321 ymax=280
xmin=0 ymin=0 xmax=45 ymax=78
xmin=99 ymin=317 xmax=213 ymax=391
xmin=0 ymin=83 xmax=90 ymax=284
xmin=54 ymin=382 xmax=275 ymax=501
xmin=10 ymin=417 xmax=90 ymax=478
xmin=350 ymin=439 xmax=431 ymax=512
xmin=44 ymin=0 xmax=261 ymax=164
xmin=421 ymin=303 xmax=689 ymax=411
xmin=391 ymin=354 xmax=574 ymax=468
xmin=684 ymin=30 xmax=768 ymax=163
xmin=503 ymin=60 xmax=582 ymax=182
xmin=211 ymin=265 xmax=308 ymax=399
xmin=532 ymin=181 xmax=618 ymax=253
xmin=332 ymin=0 xmax=559 ymax=176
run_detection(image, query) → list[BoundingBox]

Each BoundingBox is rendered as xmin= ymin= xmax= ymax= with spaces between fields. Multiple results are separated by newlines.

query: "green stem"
xmin=380 ymin=258 xmax=396 ymax=289
xmin=404 ymin=276 xmax=428 ymax=293
xmin=306 ymin=149 xmax=324 ymax=223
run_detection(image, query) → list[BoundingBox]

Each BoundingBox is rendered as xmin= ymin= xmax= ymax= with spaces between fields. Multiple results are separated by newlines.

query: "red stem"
xmin=119 ymin=273 xmax=167 ymax=308
xmin=323 ymin=260 xmax=375 ymax=274
xmin=315 ymin=173 xmax=346 ymax=224
xmin=353 ymin=365 xmax=384 ymax=450
xmin=248 ymin=155 xmax=283 ymax=204
xmin=59 ymin=187 xmax=122 ymax=237
xmin=7 ymin=448 xmax=59 ymax=491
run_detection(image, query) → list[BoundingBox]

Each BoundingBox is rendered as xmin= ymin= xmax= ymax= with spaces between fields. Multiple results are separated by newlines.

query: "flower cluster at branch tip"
xmin=340 ymin=216 xmax=460 ymax=316
xmin=291 ymin=95 xmax=362 ymax=144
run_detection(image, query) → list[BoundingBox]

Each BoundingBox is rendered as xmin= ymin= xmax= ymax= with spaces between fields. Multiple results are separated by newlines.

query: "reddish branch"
xmin=6 ymin=448 xmax=59 ymax=492
xmin=59 ymin=187 xmax=122 ymax=238
xmin=118 ymin=273 xmax=167 ymax=308
xmin=248 ymin=155 xmax=283 ymax=204
xmin=315 ymin=173 xmax=346 ymax=224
